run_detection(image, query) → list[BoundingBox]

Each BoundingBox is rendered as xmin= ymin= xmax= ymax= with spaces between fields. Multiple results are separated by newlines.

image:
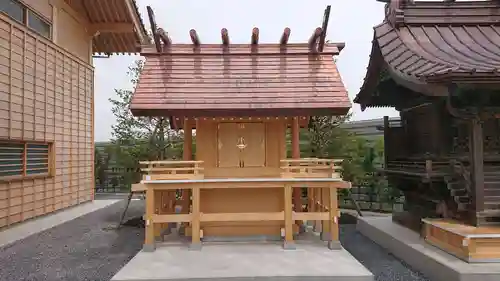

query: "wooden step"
xmin=485 ymin=183 xmax=500 ymax=192
xmin=476 ymin=218 xmax=500 ymax=227
xmin=484 ymin=202 xmax=500 ymax=210
xmin=476 ymin=210 xmax=500 ymax=226
xmin=478 ymin=209 xmax=500 ymax=217
xmin=451 ymin=189 xmax=468 ymax=197
xmin=448 ymin=181 xmax=464 ymax=188
xmin=485 ymin=196 xmax=500 ymax=202
xmin=485 ymin=189 xmax=500 ymax=196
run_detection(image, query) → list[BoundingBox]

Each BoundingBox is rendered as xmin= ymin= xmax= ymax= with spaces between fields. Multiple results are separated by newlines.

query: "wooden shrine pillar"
xmin=383 ymin=116 xmax=389 ymax=168
xmin=291 ymin=117 xmax=302 ymax=224
xmin=182 ymin=119 xmax=193 ymax=214
xmin=283 ymin=183 xmax=295 ymax=249
xmin=191 ymin=186 xmax=201 ymax=249
xmin=144 ymin=186 xmax=156 ymax=251
xmin=470 ymin=118 xmax=484 ymax=223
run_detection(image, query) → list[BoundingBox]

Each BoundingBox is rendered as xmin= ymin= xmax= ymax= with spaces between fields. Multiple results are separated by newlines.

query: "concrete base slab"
xmin=142 ymin=244 xmax=156 ymax=252
xmin=282 ymin=241 xmax=296 ymax=250
xmin=328 ymin=241 xmax=342 ymax=250
xmin=188 ymin=242 xmax=202 ymax=251
xmin=0 ymin=199 xmax=119 ymax=248
xmin=112 ymin=242 xmax=373 ymax=281
xmin=357 ymin=216 xmax=500 ymax=281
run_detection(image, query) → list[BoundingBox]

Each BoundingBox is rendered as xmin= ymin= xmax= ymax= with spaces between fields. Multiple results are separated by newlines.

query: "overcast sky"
xmin=92 ymin=0 xmax=399 ymax=141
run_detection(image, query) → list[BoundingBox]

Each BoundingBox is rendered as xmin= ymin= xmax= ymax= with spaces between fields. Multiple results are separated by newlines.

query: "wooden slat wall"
xmin=0 ymin=15 xmax=93 ymax=228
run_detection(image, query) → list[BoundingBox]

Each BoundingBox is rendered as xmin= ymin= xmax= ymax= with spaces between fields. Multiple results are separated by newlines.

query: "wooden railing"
xmin=385 ymin=160 xmax=450 ymax=178
xmin=139 ymin=158 xmax=350 ymax=251
xmin=280 ymin=158 xmax=342 ymax=178
xmin=139 ymin=160 xmax=204 ymax=180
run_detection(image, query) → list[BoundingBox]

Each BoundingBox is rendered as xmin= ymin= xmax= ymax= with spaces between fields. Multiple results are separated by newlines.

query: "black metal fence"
xmin=95 ymin=167 xmax=138 ymax=193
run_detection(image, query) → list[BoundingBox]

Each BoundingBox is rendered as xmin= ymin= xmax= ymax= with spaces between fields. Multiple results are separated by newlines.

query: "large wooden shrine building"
xmin=0 ymin=0 xmax=147 ymax=229
xmin=355 ymin=0 xmax=500 ymax=262
xmin=130 ymin=6 xmax=351 ymax=250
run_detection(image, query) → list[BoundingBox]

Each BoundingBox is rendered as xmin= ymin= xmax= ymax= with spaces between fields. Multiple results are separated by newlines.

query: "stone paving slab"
xmin=357 ymin=216 xmax=500 ymax=281
xmin=111 ymin=241 xmax=373 ymax=281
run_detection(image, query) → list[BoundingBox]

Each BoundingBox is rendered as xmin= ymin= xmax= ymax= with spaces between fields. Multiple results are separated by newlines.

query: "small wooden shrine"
xmin=129 ymin=6 xmax=352 ymax=251
xmin=355 ymin=0 xmax=500 ymax=262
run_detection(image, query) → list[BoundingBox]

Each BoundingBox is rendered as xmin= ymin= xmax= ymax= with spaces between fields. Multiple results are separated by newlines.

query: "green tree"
xmin=94 ymin=145 xmax=112 ymax=189
xmin=305 ymin=115 xmax=392 ymax=211
xmin=308 ymin=114 xmax=352 ymax=158
xmin=108 ymin=60 xmax=184 ymax=188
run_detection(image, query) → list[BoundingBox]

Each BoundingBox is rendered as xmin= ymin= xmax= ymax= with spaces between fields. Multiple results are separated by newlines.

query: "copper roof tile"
xmin=130 ymin=43 xmax=351 ymax=117
xmin=355 ymin=0 xmax=500 ymax=108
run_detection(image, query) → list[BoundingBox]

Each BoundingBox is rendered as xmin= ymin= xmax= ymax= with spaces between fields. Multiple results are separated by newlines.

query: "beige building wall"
xmin=0 ymin=0 xmax=94 ymax=228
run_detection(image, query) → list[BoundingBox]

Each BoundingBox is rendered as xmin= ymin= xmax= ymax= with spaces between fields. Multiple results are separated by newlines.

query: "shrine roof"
xmin=354 ymin=0 xmax=500 ymax=110
xmin=129 ymin=6 xmax=351 ymax=118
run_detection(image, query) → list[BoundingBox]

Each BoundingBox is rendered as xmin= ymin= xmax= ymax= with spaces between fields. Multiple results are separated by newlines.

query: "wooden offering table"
xmin=140 ymin=159 xmax=350 ymax=251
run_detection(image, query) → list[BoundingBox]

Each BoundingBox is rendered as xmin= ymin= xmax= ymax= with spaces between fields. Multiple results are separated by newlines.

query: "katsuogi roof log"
xmin=130 ymin=6 xmax=350 ymax=118
xmin=355 ymin=0 xmax=500 ymax=109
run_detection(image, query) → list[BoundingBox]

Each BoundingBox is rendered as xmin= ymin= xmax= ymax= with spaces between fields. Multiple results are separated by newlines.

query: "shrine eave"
xmin=129 ymin=4 xmax=351 ymax=123
xmin=130 ymin=106 xmax=351 ymax=120
xmin=355 ymin=0 xmax=500 ymax=109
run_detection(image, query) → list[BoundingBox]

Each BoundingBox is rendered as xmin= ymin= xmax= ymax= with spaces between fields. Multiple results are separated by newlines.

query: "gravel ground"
xmin=0 ymin=199 xmax=145 ymax=281
xmin=340 ymin=224 xmax=430 ymax=281
xmin=0 ymin=198 xmax=430 ymax=281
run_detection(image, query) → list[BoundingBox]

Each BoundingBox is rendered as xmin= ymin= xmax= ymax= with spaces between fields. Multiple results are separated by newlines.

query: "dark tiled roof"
xmin=130 ymin=43 xmax=351 ymax=117
xmin=355 ymin=0 xmax=500 ymax=108
xmin=375 ymin=22 xmax=500 ymax=82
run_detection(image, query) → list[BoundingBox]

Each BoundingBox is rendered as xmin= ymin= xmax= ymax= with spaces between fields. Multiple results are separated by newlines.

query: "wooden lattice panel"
xmin=0 ymin=16 xmax=93 ymax=228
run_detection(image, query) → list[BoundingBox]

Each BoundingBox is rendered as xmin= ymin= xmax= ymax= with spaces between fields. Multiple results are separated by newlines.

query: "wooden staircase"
xmin=478 ymin=164 xmax=500 ymax=225
xmin=445 ymin=161 xmax=471 ymax=212
xmin=445 ymin=162 xmax=500 ymax=225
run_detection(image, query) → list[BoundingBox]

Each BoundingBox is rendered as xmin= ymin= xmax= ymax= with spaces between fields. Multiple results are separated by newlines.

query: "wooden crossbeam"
xmin=308 ymin=27 xmax=323 ymax=50
xmin=280 ymin=27 xmax=291 ymax=45
xmin=146 ymin=6 xmax=161 ymax=52
xmin=318 ymin=5 xmax=331 ymax=52
xmin=251 ymin=27 xmax=259 ymax=44
xmin=190 ymin=29 xmax=200 ymax=45
xmin=221 ymin=28 xmax=230 ymax=45
xmin=157 ymin=28 xmax=172 ymax=46
xmin=144 ymin=5 xmax=338 ymax=54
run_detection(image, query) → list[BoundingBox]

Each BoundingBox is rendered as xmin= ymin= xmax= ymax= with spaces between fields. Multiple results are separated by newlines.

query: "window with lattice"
xmin=0 ymin=141 xmax=53 ymax=179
